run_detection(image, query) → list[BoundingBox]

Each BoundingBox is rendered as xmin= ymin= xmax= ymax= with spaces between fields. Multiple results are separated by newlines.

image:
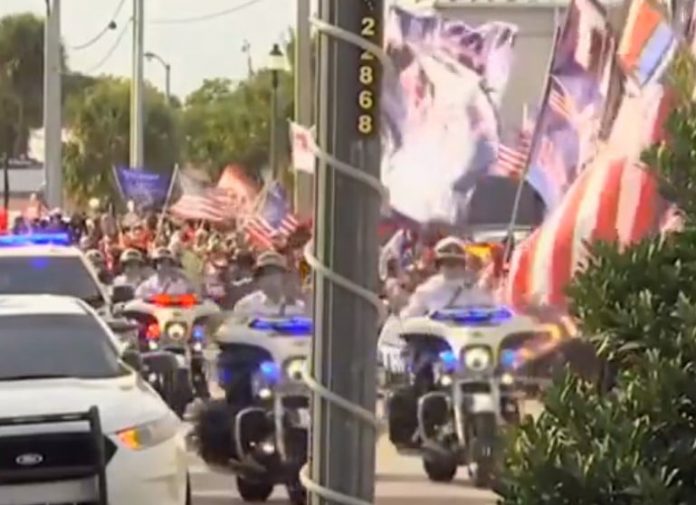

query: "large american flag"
xmin=504 ymin=82 xmax=674 ymax=309
xmin=168 ymin=170 xmax=233 ymax=223
xmin=244 ymin=181 xmax=299 ymax=250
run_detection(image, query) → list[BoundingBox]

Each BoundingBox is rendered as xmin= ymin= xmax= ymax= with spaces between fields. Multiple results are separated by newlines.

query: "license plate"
xmin=297 ymin=408 xmax=311 ymax=428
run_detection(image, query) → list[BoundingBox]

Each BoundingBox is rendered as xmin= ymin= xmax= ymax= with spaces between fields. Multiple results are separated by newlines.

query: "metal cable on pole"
xmin=298 ymin=1 xmax=386 ymax=504
xmin=83 ymin=18 xmax=132 ymax=74
xmin=68 ymin=0 xmax=126 ymax=50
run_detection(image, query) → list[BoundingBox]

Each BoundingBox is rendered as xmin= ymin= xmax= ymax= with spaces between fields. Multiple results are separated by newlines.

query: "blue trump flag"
xmin=114 ymin=166 xmax=174 ymax=211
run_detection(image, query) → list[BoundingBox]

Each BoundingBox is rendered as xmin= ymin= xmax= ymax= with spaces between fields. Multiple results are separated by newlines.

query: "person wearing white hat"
xmin=232 ymin=250 xmax=306 ymax=318
xmin=400 ymin=236 xmax=492 ymax=318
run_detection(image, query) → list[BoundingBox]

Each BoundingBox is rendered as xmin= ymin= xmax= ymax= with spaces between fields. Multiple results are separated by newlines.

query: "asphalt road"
xmin=188 ymin=434 xmax=497 ymax=505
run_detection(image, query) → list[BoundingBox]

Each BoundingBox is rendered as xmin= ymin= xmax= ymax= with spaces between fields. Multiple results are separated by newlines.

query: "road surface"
xmin=188 ymin=433 xmax=497 ymax=505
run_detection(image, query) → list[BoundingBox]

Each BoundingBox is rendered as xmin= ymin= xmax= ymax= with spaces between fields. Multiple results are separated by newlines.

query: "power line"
xmin=69 ymin=0 xmax=127 ymax=50
xmin=83 ymin=17 xmax=132 ymax=74
xmin=148 ymin=0 xmax=267 ymax=25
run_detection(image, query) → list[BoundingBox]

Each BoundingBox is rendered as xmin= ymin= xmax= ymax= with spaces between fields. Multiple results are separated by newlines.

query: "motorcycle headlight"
xmin=167 ymin=323 xmax=187 ymax=340
xmin=284 ymin=358 xmax=306 ymax=382
xmin=463 ymin=347 xmax=492 ymax=372
xmin=115 ymin=412 xmax=180 ymax=450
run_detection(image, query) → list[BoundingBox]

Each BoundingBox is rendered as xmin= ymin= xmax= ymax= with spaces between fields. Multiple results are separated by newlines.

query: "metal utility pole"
xmin=309 ymin=1 xmax=383 ymax=504
xmin=294 ymin=0 xmax=313 ymax=216
xmin=43 ymin=0 xmax=62 ymax=208
xmin=130 ymin=0 xmax=145 ymax=169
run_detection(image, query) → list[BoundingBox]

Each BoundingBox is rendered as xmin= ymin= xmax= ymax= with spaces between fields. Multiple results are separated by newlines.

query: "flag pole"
xmin=503 ymin=23 xmax=562 ymax=261
xmin=156 ymin=163 xmax=180 ymax=241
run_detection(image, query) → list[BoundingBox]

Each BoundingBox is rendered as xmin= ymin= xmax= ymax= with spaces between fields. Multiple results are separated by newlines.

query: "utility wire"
xmin=149 ymin=0 xmax=267 ymax=25
xmin=83 ymin=17 xmax=132 ymax=74
xmin=69 ymin=0 xmax=127 ymax=50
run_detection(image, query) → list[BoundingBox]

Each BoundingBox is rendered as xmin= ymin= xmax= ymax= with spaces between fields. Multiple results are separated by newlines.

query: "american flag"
xmin=244 ymin=181 xmax=299 ymax=250
xmin=168 ymin=170 xmax=233 ymax=223
xmin=504 ymin=82 xmax=674 ymax=309
xmin=547 ymin=77 xmax=576 ymax=122
xmin=492 ymin=118 xmax=533 ymax=178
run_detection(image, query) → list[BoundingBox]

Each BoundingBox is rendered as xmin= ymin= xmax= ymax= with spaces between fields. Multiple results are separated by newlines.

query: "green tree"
xmin=497 ymin=55 xmax=696 ymax=504
xmin=182 ymin=69 xmax=293 ymax=178
xmin=63 ymin=76 xmax=179 ymax=205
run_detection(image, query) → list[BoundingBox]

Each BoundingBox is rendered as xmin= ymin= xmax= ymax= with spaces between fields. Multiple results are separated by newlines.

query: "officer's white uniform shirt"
xmin=400 ymin=273 xmax=493 ymax=319
xmin=232 ymin=290 xmax=306 ymax=318
xmin=113 ymin=273 xmax=143 ymax=289
xmin=135 ymin=274 xmax=194 ymax=299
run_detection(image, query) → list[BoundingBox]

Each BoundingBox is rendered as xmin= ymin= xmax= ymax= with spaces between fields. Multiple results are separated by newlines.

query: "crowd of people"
xmin=7 ymin=196 xmax=514 ymax=319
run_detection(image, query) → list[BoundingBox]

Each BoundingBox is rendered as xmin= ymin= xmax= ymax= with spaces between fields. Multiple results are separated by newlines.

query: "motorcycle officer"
xmin=400 ymin=236 xmax=492 ymax=318
xmin=113 ymin=248 xmax=147 ymax=289
xmin=232 ymin=250 xmax=306 ymax=318
xmin=135 ymin=247 xmax=196 ymax=299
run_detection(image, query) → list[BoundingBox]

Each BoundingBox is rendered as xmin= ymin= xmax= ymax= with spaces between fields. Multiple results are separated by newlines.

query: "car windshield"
xmin=0 ymin=256 xmax=104 ymax=305
xmin=0 ymin=314 xmax=126 ymax=380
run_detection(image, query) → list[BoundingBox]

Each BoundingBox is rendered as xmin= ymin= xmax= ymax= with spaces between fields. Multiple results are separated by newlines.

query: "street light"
xmin=268 ymin=44 xmax=285 ymax=180
xmin=144 ymin=51 xmax=171 ymax=104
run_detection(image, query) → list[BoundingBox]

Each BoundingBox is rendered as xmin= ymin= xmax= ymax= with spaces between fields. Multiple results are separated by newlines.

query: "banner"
xmin=114 ymin=166 xmax=173 ymax=212
xmin=289 ymin=122 xmax=315 ymax=174
xmin=381 ymin=6 xmax=517 ymax=227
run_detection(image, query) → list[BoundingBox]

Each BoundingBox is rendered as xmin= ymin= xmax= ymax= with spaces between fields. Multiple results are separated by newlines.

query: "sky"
xmin=0 ymin=0 xmax=297 ymax=99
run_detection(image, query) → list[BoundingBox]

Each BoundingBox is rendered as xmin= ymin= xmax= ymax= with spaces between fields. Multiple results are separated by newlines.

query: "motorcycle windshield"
xmin=430 ymin=306 xmax=513 ymax=326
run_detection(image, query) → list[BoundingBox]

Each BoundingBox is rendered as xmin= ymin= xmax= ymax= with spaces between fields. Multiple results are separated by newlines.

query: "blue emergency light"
xmin=500 ymin=349 xmax=517 ymax=369
xmin=0 ymin=233 xmax=71 ymax=247
xmin=192 ymin=325 xmax=206 ymax=341
xmin=430 ymin=306 xmax=513 ymax=325
xmin=259 ymin=361 xmax=281 ymax=383
xmin=249 ymin=316 xmax=313 ymax=334
xmin=438 ymin=350 xmax=459 ymax=371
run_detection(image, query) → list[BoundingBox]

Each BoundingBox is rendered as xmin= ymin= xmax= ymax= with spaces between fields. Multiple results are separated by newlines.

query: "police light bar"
xmin=249 ymin=316 xmax=313 ymax=334
xmin=430 ymin=306 xmax=513 ymax=324
xmin=0 ymin=233 xmax=71 ymax=247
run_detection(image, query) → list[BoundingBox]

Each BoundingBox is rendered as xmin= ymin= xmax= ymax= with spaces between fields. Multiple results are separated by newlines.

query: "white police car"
xmin=0 ymin=295 xmax=190 ymax=505
xmin=0 ymin=233 xmax=131 ymax=318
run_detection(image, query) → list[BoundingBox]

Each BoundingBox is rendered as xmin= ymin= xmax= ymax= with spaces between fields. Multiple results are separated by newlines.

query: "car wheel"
xmin=423 ymin=457 xmax=457 ymax=482
xmin=236 ymin=476 xmax=273 ymax=502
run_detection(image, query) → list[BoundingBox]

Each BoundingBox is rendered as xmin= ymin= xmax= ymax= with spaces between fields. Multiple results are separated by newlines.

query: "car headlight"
xmin=463 ymin=347 xmax=492 ymax=371
xmin=284 ymin=358 xmax=306 ymax=381
xmin=115 ymin=412 xmax=180 ymax=450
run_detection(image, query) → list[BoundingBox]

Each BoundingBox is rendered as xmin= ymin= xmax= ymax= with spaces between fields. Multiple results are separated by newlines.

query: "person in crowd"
xmin=232 ymin=250 xmax=306 ymax=317
xmin=400 ymin=236 xmax=492 ymax=318
xmin=85 ymin=249 xmax=113 ymax=285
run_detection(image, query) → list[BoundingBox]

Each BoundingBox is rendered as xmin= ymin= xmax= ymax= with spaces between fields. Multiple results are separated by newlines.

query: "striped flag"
xmin=505 ymin=83 xmax=674 ymax=309
xmin=547 ymin=77 xmax=576 ymax=123
xmin=618 ymin=0 xmax=678 ymax=88
xmin=168 ymin=170 xmax=233 ymax=223
xmin=244 ymin=181 xmax=300 ymax=250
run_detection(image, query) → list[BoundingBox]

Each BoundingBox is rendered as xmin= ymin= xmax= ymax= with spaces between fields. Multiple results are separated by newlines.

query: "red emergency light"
xmin=148 ymin=293 xmax=198 ymax=308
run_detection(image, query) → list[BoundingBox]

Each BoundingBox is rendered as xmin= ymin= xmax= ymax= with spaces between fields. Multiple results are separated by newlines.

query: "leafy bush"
xmin=496 ymin=100 xmax=696 ymax=503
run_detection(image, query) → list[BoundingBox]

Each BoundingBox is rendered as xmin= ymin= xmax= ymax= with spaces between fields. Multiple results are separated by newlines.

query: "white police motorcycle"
xmin=118 ymin=291 xmax=221 ymax=416
xmin=194 ymin=315 xmax=311 ymax=504
xmin=379 ymin=305 xmax=553 ymax=487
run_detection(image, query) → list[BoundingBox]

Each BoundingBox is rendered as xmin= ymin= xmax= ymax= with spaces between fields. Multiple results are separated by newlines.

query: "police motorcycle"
xmin=116 ymin=288 xmax=220 ymax=414
xmin=194 ymin=314 xmax=311 ymax=504
xmin=380 ymin=304 xmax=556 ymax=488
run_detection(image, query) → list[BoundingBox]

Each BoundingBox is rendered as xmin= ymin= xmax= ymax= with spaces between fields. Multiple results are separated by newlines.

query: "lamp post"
xmin=145 ymin=51 xmax=171 ymax=104
xmin=268 ymin=43 xmax=285 ymax=180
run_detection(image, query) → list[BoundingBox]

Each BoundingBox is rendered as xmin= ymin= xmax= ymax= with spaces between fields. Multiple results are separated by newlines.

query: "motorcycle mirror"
xmin=122 ymin=348 xmax=144 ymax=372
xmin=112 ymin=285 xmax=135 ymax=304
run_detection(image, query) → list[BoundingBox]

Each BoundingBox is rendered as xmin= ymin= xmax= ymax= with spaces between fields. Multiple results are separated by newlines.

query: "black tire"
xmin=286 ymin=478 xmax=306 ymax=505
xmin=469 ymin=413 xmax=496 ymax=489
xmin=423 ymin=457 xmax=457 ymax=482
xmin=195 ymin=399 xmax=234 ymax=465
xmin=172 ymin=368 xmax=194 ymax=418
xmin=236 ymin=477 xmax=273 ymax=502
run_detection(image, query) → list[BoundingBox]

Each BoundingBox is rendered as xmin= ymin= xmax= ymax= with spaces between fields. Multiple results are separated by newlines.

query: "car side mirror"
xmin=112 ymin=285 xmax=135 ymax=304
xmin=122 ymin=348 xmax=144 ymax=372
